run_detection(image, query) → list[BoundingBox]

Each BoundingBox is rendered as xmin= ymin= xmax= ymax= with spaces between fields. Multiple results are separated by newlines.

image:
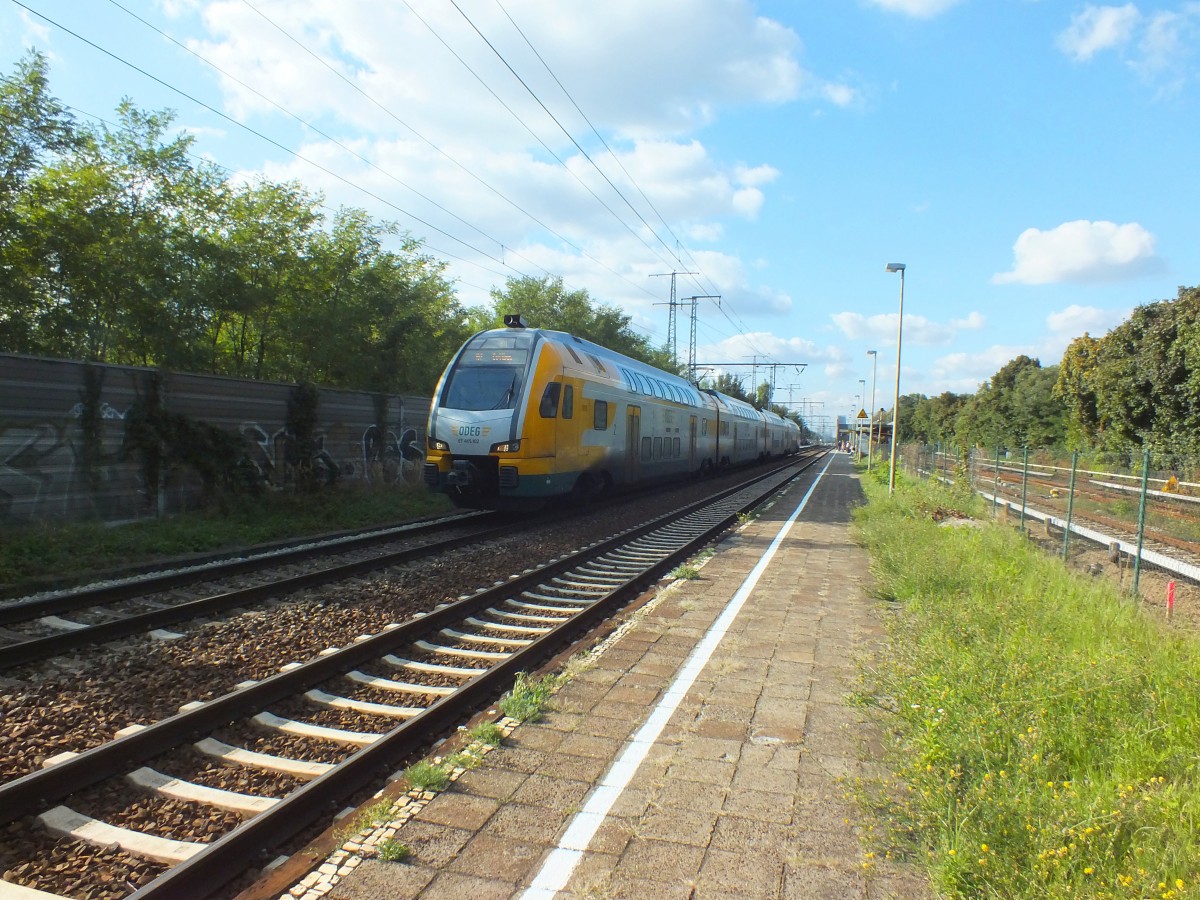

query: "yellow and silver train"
xmin=423 ymin=316 xmax=801 ymax=508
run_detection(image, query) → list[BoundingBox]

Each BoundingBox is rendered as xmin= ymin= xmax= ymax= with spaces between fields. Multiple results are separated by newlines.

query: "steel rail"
xmin=127 ymin=456 xmax=821 ymax=899
xmin=0 ymin=456 xmax=819 ymax=669
xmin=0 ymin=512 xmax=490 ymax=628
xmin=0 ymin=518 xmax=529 ymax=670
xmin=0 ymin=455 xmax=821 ymax=831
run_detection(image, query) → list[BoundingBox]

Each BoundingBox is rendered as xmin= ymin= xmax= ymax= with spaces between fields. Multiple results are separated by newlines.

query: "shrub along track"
xmin=0 ymin=451 xmax=823 ymax=899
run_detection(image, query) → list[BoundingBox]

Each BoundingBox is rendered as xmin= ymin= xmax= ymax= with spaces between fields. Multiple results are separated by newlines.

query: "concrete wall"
xmin=0 ymin=353 xmax=431 ymax=526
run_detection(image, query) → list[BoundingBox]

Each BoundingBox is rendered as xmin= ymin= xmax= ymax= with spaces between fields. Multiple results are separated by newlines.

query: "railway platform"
xmin=311 ymin=452 xmax=929 ymax=899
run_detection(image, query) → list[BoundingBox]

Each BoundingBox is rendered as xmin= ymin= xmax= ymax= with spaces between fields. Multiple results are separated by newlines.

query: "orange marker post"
xmin=1167 ymin=581 xmax=1175 ymax=620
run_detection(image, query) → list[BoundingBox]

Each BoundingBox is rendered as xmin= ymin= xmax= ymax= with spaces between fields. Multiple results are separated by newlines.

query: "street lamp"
xmin=885 ymin=263 xmax=906 ymax=495
xmin=858 ymin=379 xmax=866 ymax=456
xmin=866 ymin=350 xmax=878 ymax=472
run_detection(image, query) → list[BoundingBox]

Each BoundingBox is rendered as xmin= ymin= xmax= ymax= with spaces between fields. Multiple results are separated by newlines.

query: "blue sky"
xmin=4 ymin=0 xmax=1197 ymax=437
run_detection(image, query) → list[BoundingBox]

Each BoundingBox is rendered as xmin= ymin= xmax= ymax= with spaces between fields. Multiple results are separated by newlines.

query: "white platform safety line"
xmin=521 ymin=454 xmax=834 ymax=899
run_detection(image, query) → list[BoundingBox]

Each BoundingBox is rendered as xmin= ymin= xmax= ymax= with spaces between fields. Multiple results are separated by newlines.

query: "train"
xmin=422 ymin=315 xmax=802 ymax=508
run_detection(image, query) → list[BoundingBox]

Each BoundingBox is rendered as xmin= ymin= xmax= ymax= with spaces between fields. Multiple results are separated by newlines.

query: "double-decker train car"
xmin=423 ymin=316 xmax=800 ymax=508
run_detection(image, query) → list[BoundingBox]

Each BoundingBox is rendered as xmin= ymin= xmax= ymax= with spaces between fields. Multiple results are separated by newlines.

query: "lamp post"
xmin=886 ymin=263 xmax=906 ymax=495
xmin=858 ymin=379 xmax=866 ymax=456
xmin=866 ymin=350 xmax=878 ymax=472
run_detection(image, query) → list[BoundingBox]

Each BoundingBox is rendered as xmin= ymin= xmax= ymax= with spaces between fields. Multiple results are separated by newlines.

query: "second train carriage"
xmin=423 ymin=316 xmax=800 ymax=508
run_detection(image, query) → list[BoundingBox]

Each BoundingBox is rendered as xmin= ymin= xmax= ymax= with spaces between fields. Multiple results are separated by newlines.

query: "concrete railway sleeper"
xmin=0 ymin=454 xmax=824 ymax=900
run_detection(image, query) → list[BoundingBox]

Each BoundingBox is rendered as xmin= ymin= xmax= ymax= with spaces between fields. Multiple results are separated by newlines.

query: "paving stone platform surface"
xmin=325 ymin=453 xmax=930 ymax=899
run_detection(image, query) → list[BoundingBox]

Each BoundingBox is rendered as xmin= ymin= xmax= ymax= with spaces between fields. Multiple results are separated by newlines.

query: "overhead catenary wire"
xmin=233 ymin=0 xmax=667 ymax=312
xmin=53 ymin=100 xmax=515 ymax=291
xmin=493 ymin=0 xmax=691 ymax=269
xmin=468 ymin=0 xmax=779 ymax=361
xmin=457 ymin=0 xmax=682 ymax=270
xmin=102 ymin=0 xmax=557 ymax=281
xmin=9 ymin=0 xmax=532 ymax=274
xmin=9 ymin=1 xmax=732 ymax=345
xmin=403 ymin=0 xmax=677 ymax=272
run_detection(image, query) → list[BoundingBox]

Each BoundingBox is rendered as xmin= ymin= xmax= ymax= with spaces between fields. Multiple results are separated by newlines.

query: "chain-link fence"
xmin=902 ymin=443 xmax=1200 ymax=622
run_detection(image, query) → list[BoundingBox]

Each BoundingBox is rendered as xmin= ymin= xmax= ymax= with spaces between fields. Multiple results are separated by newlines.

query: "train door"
xmin=626 ymin=405 xmax=641 ymax=483
xmin=689 ymin=415 xmax=697 ymax=470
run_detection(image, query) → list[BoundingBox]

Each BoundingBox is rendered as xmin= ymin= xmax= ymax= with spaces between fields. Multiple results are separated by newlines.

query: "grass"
xmin=669 ymin=564 xmax=701 ymax=580
xmin=442 ymin=749 xmax=483 ymax=771
xmin=498 ymin=671 xmax=563 ymax=723
xmin=853 ymin=474 xmax=1200 ymax=899
xmin=0 ymin=484 xmax=453 ymax=596
xmin=376 ymin=838 xmax=411 ymax=862
xmin=468 ymin=721 xmax=505 ymax=746
xmin=403 ymin=759 xmax=451 ymax=792
xmin=333 ymin=798 xmax=396 ymax=845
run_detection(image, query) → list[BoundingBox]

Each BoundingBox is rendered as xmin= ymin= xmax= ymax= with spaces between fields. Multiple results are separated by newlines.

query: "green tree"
xmin=291 ymin=208 xmax=477 ymax=393
xmin=489 ymin=276 xmax=676 ymax=371
xmin=705 ymin=371 xmax=753 ymax=404
xmin=0 ymin=52 xmax=80 ymax=353
xmin=1055 ymin=333 xmax=1103 ymax=449
xmin=17 ymin=101 xmax=217 ymax=365
xmin=1089 ymin=286 xmax=1200 ymax=455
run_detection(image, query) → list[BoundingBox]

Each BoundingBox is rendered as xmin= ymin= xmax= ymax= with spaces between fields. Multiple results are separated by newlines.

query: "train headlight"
xmin=490 ymin=439 xmax=521 ymax=453
xmin=429 ymin=436 xmax=449 ymax=451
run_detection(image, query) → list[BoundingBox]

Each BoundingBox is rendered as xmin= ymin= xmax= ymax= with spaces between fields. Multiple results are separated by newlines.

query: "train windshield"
xmin=440 ymin=332 xmax=535 ymax=411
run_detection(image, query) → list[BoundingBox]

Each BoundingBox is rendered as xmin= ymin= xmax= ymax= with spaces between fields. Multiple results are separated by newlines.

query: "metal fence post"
xmin=992 ymin=444 xmax=1000 ymax=515
xmin=1133 ymin=449 xmax=1150 ymax=597
xmin=1063 ymin=450 xmax=1078 ymax=560
xmin=1020 ymin=447 xmax=1029 ymax=531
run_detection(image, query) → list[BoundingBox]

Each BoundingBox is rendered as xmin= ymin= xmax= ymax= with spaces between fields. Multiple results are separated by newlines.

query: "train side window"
xmin=702 ymin=419 xmax=709 ymax=436
xmin=567 ymin=347 xmax=583 ymax=365
xmin=562 ymin=385 xmax=574 ymax=419
xmin=641 ymin=436 xmax=652 ymax=460
xmin=593 ymin=399 xmax=608 ymax=430
xmin=721 ymin=420 xmax=729 ymax=436
xmin=673 ymin=437 xmax=680 ymax=457
xmin=653 ymin=437 xmax=662 ymax=459
xmin=588 ymin=354 xmax=607 ymax=374
xmin=540 ymin=383 xmax=561 ymax=418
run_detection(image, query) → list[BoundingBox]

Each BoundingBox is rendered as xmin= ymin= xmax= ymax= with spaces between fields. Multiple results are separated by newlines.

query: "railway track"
xmin=0 ymin=453 xmax=823 ymax=899
xmin=928 ymin=460 xmax=1200 ymax=583
xmin=0 ymin=512 xmax=512 ymax=670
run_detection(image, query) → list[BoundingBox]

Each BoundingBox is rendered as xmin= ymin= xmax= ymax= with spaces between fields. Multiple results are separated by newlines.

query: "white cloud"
xmin=178 ymin=1 xmax=842 ymax=316
xmin=1045 ymin=304 xmax=1124 ymax=337
xmin=190 ymin=0 xmax=812 ymax=141
xmin=866 ymin=0 xmax=964 ymax=18
xmin=1039 ymin=304 xmax=1131 ymax=358
xmin=820 ymin=82 xmax=861 ymax=107
xmin=17 ymin=8 xmax=52 ymax=45
xmin=830 ymin=309 xmax=985 ymax=346
xmin=930 ymin=345 xmax=1034 ymax=391
xmin=1056 ymin=3 xmax=1200 ymax=90
xmin=1132 ymin=6 xmax=1200 ymax=90
xmin=992 ymin=220 xmax=1160 ymax=285
xmin=1057 ymin=4 xmax=1140 ymax=61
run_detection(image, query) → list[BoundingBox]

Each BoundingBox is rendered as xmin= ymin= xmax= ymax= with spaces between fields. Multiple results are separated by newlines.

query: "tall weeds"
xmin=856 ymin=477 xmax=1200 ymax=899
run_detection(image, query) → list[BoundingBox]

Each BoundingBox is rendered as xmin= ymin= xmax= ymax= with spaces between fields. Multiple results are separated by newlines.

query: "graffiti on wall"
xmin=362 ymin=425 xmax=425 ymax=483
xmin=235 ymin=422 xmax=426 ymax=488
xmin=0 ymin=403 xmax=140 ymax=523
xmin=1 ymin=353 xmax=432 ymax=526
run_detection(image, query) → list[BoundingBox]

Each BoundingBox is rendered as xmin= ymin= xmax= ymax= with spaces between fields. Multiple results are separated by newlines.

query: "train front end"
xmin=423 ymin=321 xmax=541 ymax=508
